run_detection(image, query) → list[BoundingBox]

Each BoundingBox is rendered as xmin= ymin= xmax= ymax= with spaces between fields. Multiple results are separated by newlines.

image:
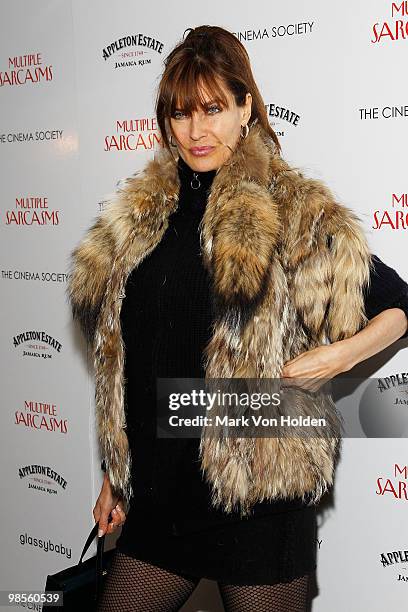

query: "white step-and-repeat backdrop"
xmin=1 ymin=1 xmax=407 ymax=610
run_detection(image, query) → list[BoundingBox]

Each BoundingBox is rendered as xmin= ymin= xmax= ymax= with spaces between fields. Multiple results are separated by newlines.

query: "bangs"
xmin=167 ymin=65 xmax=230 ymax=116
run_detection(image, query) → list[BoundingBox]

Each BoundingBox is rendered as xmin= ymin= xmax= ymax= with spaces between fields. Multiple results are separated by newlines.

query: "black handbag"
xmin=43 ymin=519 xmax=116 ymax=611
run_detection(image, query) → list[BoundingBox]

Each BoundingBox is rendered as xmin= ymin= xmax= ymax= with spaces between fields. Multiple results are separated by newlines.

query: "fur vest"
xmin=67 ymin=122 xmax=373 ymax=516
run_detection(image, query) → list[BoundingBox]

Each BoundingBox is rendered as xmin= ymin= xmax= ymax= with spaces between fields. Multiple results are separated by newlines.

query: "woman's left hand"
xmin=281 ymin=343 xmax=349 ymax=392
xmin=282 ymin=308 xmax=408 ymax=392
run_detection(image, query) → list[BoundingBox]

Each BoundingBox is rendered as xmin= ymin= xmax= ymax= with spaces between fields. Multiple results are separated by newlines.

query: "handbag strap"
xmin=95 ymin=525 xmax=106 ymax=600
xmin=78 ymin=522 xmax=102 ymax=564
xmin=78 ymin=516 xmax=113 ymax=601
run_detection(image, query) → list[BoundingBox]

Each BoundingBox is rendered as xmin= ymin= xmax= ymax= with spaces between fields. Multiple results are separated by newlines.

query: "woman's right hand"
xmin=93 ymin=473 xmax=127 ymax=537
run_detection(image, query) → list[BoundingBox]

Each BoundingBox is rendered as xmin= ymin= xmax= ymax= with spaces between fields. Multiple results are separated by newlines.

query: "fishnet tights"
xmin=218 ymin=574 xmax=310 ymax=611
xmin=96 ymin=551 xmax=199 ymax=612
xmin=96 ymin=549 xmax=311 ymax=612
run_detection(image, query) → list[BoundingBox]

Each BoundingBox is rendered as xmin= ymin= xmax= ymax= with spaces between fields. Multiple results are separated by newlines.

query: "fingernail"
xmin=98 ymin=529 xmax=104 ymax=537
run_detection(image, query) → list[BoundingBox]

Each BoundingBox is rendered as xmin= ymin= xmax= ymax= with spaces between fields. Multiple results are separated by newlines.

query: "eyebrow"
xmin=182 ymin=100 xmax=223 ymax=109
xmin=203 ymin=99 xmax=224 ymax=106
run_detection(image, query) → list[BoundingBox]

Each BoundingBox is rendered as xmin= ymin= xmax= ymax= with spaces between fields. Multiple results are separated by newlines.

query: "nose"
xmin=189 ymin=112 xmax=207 ymax=141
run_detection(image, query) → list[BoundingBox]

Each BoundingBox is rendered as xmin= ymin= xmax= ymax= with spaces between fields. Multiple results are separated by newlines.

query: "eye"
xmin=173 ymin=109 xmax=187 ymax=120
xmin=207 ymin=104 xmax=221 ymax=114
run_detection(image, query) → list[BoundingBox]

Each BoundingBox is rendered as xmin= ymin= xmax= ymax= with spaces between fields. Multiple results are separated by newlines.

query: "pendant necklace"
xmin=191 ymin=172 xmax=201 ymax=190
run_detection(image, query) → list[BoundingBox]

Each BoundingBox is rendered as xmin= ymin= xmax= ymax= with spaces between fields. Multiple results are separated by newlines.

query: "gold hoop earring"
xmin=240 ymin=124 xmax=249 ymax=139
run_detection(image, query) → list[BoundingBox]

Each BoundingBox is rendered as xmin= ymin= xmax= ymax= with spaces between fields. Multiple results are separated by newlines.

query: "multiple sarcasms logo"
xmin=4 ymin=195 xmax=60 ymax=226
xmin=19 ymin=463 xmax=67 ymax=495
xmin=373 ymin=193 xmax=408 ymax=230
xmin=379 ymin=548 xmax=408 ymax=582
xmin=359 ymin=374 xmax=408 ymax=437
xmin=265 ymin=102 xmax=301 ymax=137
xmin=102 ymin=33 xmax=164 ymax=69
xmin=13 ymin=330 xmax=62 ymax=359
xmin=14 ymin=400 xmax=68 ymax=434
xmin=104 ymin=117 xmax=162 ymax=152
xmin=0 ymin=53 xmax=53 ymax=87
xmin=232 ymin=21 xmax=315 ymax=42
xmin=371 ymin=1 xmax=408 ymax=43
xmin=376 ymin=463 xmax=408 ymax=501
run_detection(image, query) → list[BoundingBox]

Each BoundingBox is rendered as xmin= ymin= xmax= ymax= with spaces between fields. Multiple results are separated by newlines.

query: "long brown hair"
xmin=155 ymin=25 xmax=281 ymax=154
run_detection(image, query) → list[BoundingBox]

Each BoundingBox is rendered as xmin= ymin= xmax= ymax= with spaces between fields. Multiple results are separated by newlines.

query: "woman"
xmin=68 ymin=26 xmax=408 ymax=612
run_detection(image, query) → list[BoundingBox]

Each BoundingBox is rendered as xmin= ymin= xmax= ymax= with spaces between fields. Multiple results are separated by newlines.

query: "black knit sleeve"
xmin=363 ymin=255 xmax=408 ymax=340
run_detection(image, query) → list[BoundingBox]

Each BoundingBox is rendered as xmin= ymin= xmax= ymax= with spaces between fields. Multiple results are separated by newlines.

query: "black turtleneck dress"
xmin=115 ymin=155 xmax=408 ymax=585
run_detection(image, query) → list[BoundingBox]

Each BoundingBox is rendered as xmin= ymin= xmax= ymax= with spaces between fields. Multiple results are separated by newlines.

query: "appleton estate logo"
xmin=102 ymin=33 xmax=164 ymax=70
xmin=379 ymin=547 xmax=408 ymax=582
xmin=19 ymin=463 xmax=67 ymax=496
xmin=359 ymin=375 xmax=408 ymax=437
xmin=265 ymin=102 xmax=301 ymax=138
xmin=0 ymin=52 xmax=53 ymax=87
xmin=371 ymin=1 xmax=408 ymax=43
xmin=13 ymin=330 xmax=62 ymax=359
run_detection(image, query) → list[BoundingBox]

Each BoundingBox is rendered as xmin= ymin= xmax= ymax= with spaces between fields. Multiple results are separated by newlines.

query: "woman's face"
xmin=169 ymin=82 xmax=252 ymax=172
